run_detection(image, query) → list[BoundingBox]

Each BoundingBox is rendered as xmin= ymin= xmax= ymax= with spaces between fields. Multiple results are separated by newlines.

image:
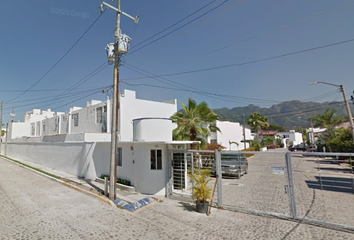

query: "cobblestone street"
xmin=1 ymin=157 xmax=354 ymax=239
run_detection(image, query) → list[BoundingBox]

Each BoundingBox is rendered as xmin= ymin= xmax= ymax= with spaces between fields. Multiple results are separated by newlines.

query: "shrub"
xmin=117 ymin=178 xmax=131 ymax=186
xmin=267 ymin=144 xmax=276 ymax=149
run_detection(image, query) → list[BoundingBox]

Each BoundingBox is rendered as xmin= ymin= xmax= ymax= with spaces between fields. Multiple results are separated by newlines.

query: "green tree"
xmin=310 ymin=109 xmax=346 ymax=151
xmin=247 ymin=112 xmax=270 ymax=141
xmin=170 ymin=98 xmax=220 ymax=147
xmin=265 ymin=124 xmax=286 ymax=132
xmin=328 ymin=128 xmax=354 ymax=153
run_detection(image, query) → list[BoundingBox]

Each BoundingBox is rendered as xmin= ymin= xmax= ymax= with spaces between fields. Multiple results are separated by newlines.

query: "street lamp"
xmin=310 ymin=81 xmax=354 ymax=150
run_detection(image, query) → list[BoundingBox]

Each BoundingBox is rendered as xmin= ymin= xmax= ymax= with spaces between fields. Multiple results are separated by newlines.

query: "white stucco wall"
xmin=9 ymin=122 xmax=31 ymax=139
xmin=4 ymin=141 xmax=97 ymax=179
xmin=133 ymin=118 xmax=173 ymax=142
xmin=120 ymin=90 xmax=177 ymax=142
xmin=277 ymin=131 xmax=304 ymax=146
xmin=129 ymin=142 xmax=168 ymax=195
xmin=70 ymin=101 xmax=108 ymax=134
xmin=209 ymin=121 xmax=252 ymax=150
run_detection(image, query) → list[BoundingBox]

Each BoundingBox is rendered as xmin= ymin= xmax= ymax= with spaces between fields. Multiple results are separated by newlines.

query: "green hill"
xmin=213 ymin=100 xmax=354 ymax=130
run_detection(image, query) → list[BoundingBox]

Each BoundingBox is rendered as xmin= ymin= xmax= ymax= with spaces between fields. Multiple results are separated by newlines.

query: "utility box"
xmin=118 ymin=34 xmax=132 ymax=54
xmin=105 ymin=43 xmax=115 ymax=63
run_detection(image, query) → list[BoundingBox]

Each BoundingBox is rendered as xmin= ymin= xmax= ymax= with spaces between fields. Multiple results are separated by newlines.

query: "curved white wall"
xmin=133 ymin=118 xmax=173 ymax=142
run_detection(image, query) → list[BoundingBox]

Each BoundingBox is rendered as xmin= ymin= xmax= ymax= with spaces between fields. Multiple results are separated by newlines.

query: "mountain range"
xmin=213 ymin=100 xmax=354 ymax=130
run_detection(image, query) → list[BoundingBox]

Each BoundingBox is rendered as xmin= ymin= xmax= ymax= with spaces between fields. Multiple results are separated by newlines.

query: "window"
xmin=72 ymin=113 xmax=79 ymax=127
xmin=96 ymin=107 xmax=102 ymax=124
xmin=117 ymin=147 xmax=122 ymax=166
xmin=42 ymin=122 xmax=46 ymax=134
xmin=150 ymin=149 xmax=162 ymax=170
xmin=210 ymin=139 xmax=217 ymax=144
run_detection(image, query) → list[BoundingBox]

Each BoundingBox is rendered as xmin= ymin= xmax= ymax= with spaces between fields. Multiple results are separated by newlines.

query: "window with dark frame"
xmin=150 ymin=149 xmax=162 ymax=170
xmin=96 ymin=107 xmax=102 ymax=124
xmin=73 ymin=113 xmax=79 ymax=127
xmin=117 ymin=147 xmax=122 ymax=166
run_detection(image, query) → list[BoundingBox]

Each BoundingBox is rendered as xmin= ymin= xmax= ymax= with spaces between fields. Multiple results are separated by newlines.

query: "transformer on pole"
xmin=100 ymin=0 xmax=139 ymax=200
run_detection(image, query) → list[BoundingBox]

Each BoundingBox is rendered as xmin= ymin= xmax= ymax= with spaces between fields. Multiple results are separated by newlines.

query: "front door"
xmin=172 ymin=153 xmax=185 ymax=190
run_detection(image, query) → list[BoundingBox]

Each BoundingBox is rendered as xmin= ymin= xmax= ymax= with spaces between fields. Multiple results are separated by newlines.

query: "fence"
xmin=168 ymin=149 xmax=354 ymax=231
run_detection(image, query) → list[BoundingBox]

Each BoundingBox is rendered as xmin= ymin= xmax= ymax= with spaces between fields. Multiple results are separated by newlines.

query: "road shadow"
xmin=305 ymin=176 xmax=354 ymax=194
xmin=178 ymin=201 xmax=196 ymax=212
xmin=315 ymin=167 xmax=353 ymax=174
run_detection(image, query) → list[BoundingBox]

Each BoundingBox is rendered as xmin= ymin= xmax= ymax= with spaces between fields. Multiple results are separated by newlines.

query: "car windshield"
xmin=221 ymin=154 xmax=244 ymax=161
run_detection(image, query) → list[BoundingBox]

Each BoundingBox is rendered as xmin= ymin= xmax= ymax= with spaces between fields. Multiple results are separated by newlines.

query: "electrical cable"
xmin=7 ymin=11 xmax=107 ymax=102
xmin=127 ymin=0 xmax=231 ymax=55
xmin=131 ymin=0 xmax=218 ymax=49
xmin=39 ymin=62 xmax=109 ymax=109
xmin=124 ymin=37 xmax=354 ymax=80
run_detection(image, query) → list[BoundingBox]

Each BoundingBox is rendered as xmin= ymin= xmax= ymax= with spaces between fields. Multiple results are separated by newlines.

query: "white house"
xmin=276 ymin=130 xmax=304 ymax=147
xmin=2 ymin=89 xmax=197 ymax=195
xmin=208 ymin=120 xmax=253 ymax=150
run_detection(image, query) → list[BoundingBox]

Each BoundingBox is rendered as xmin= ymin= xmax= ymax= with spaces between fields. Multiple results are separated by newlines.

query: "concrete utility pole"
xmin=100 ymin=0 xmax=139 ymax=200
xmin=310 ymin=81 xmax=354 ymax=150
xmin=242 ymin=113 xmax=246 ymax=149
xmin=5 ymin=123 xmax=8 ymax=156
xmin=340 ymin=84 xmax=354 ymax=149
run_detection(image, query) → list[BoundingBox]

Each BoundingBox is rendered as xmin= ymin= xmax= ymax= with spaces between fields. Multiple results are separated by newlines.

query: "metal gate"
xmin=167 ymin=149 xmax=354 ymax=231
xmin=172 ymin=153 xmax=186 ymax=190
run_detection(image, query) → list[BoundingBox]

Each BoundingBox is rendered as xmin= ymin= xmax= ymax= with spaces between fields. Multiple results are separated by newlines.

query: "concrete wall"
xmin=3 ymin=141 xmax=97 ymax=179
xmin=2 ymin=133 xmax=170 ymax=195
xmin=210 ymin=121 xmax=253 ymax=150
xmin=9 ymin=122 xmax=31 ymax=139
xmin=129 ymin=143 xmax=168 ymax=195
xmin=277 ymin=131 xmax=304 ymax=146
xmin=70 ymin=101 xmax=108 ymax=134
xmin=133 ymin=118 xmax=173 ymax=142
xmin=120 ymin=90 xmax=177 ymax=142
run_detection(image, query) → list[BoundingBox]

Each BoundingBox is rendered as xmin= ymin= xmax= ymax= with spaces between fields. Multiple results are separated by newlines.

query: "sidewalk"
xmin=0 ymin=156 xmax=157 ymax=205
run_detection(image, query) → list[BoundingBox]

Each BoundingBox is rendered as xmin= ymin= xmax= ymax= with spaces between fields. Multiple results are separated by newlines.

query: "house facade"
xmin=2 ymin=89 xmax=197 ymax=195
xmin=208 ymin=120 xmax=253 ymax=150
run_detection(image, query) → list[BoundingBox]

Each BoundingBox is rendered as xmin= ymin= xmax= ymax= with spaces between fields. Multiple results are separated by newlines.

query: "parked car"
xmin=212 ymin=152 xmax=248 ymax=178
xmin=288 ymin=144 xmax=316 ymax=152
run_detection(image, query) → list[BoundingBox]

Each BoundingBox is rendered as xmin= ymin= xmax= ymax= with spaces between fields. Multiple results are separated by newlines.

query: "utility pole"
xmin=5 ymin=123 xmax=8 ymax=156
xmin=310 ymin=81 xmax=354 ymax=150
xmin=340 ymin=85 xmax=354 ymax=149
xmin=0 ymin=101 xmax=2 ymax=155
xmin=242 ymin=113 xmax=246 ymax=149
xmin=100 ymin=0 xmax=139 ymax=200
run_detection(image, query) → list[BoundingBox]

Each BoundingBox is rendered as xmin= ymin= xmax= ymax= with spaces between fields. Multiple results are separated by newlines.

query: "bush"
xmin=267 ymin=144 xmax=276 ymax=149
xmin=117 ymin=178 xmax=131 ymax=186
xmin=100 ymin=174 xmax=109 ymax=180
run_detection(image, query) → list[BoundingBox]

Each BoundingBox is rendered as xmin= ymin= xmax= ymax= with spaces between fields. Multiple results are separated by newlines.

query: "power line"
xmin=7 ymin=12 xmax=107 ymax=102
xmin=123 ymin=37 xmax=354 ymax=80
xmin=39 ymin=62 xmax=109 ymax=109
xmin=127 ymin=0 xmax=231 ymax=55
xmin=2 ymin=87 xmax=108 ymax=112
xmin=131 ymin=0 xmax=217 ymax=49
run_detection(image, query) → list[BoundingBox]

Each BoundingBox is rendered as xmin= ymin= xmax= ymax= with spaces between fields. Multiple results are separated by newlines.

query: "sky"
xmin=1 ymin=0 xmax=354 ymax=124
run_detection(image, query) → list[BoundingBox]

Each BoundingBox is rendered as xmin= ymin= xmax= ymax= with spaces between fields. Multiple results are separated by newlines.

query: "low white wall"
xmin=3 ymin=141 xmax=97 ymax=179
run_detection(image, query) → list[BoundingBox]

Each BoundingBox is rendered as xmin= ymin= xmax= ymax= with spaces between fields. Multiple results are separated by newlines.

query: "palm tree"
xmin=310 ymin=109 xmax=347 ymax=150
xmin=311 ymin=109 xmax=346 ymax=132
xmin=170 ymin=98 xmax=220 ymax=146
xmin=247 ymin=112 xmax=269 ymax=141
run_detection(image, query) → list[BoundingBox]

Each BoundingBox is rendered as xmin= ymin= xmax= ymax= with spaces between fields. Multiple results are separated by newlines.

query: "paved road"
xmin=1 ymin=157 xmax=354 ymax=239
